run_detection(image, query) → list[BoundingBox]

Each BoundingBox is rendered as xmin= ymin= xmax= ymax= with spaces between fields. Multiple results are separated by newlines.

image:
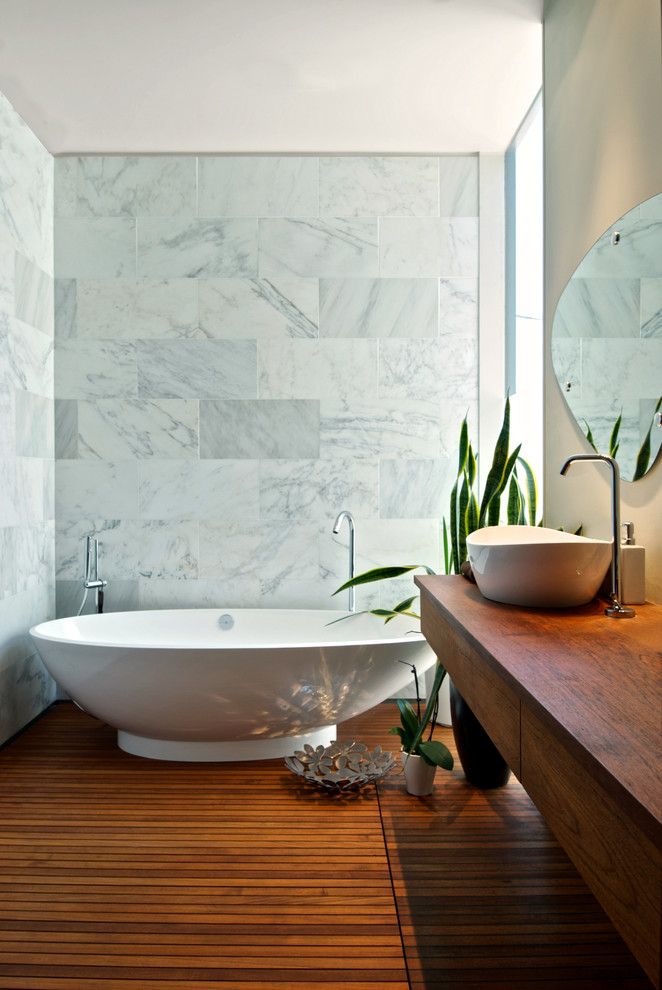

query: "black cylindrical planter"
xmin=450 ymin=680 xmax=511 ymax=788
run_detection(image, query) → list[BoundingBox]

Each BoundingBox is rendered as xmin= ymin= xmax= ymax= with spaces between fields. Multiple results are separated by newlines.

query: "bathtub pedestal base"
xmin=117 ymin=726 xmax=338 ymax=762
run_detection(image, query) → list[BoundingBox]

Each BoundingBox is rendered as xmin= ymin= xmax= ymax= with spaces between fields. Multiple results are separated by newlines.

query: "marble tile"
xmin=54 ymin=399 xmax=78 ymax=458
xmin=379 ymin=458 xmax=454 ymax=518
xmin=438 ymin=278 xmax=478 ymax=339
xmin=639 ymin=193 xmax=662 ymax=219
xmin=57 ymin=578 xmax=139 ymax=618
xmin=582 ymin=338 xmax=662 ymax=404
xmin=554 ymin=277 xmax=640 ymax=339
xmin=55 ymin=460 xmax=140 ymax=519
xmin=319 ymin=278 xmax=437 ymax=338
xmin=137 ymin=340 xmax=256 ymax=399
xmin=54 ymin=279 xmax=77 ymax=339
xmin=0 ymin=527 xmax=17 ymax=598
xmin=0 ymin=652 xmax=56 ymax=744
xmin=77 ymin=398 xmax=198 ymax=460
xmin=0 ymin=583 xmax=54 ymax=672
xmin=198 ymin=278 xmax=318 ymax=339
xmin=258 ymin=339 xmax=378 ymax=400
xmin=15 ymin=390 xmax=53 ymax=458
xmin=0 ymin=387 xmax=15 ymax=458
xmin=259 ymin=219 xmax=378 ymax=278
xmin=137 ymin=218 xmax=257 ymax=278
xmin=139 ymin=459 xmax=259 ymax=522
xmin=319 ymin=157 xmax=438 ymax=217
xmin=198 ymin=520 xmax=318 ymax=602
xmin=14 ymin=253 xmax=53 ymax=335
xmin=551 ymin=339 xmax=582 ymax=399
xmin=200 ymin=400 xmax=320 ymax=458
xmin=15 ymin=523 xmax=55 ymax=594
xmin=56 ymin=517 xmax=197 ymax=581
xmin=55 ymin=339 xmax=137 ymax=399
xmin=0 ymin=91 xmax=53 ymax=275
xmin=198 ymin=157 xmax=318 ymax=217
xmin=0 ymin=461 xmax=17 ymax=527
xmin=0 ymin=314 xmax=53 ymax=397
xmin=0 ymin=240 xmax=15 ymax=313
xmin=379 ymin=339 xmax=444 ymax=401
xmin=259 ymin=458 xmax=378 ymax=522
xmin=15 ymin=457 xmax=52 ymax=526
xmin=137 ymin=577 xmax=259 ymax=611
xmin=439 ymin=156 xmax=479 ymax=216
xmin=57 ymin=156 xmax=196 ymax=218
xmin=640 ymin=278 xmax=662 ymax=338
xmin=380 ymin=218 xmax=478 ymax=277
xmin=320 ymin=400 xmax=440 ymax=459
xmin=575 ymin=217 xmax=662 ymax=279
xmin=73 ymin=278 xmax=198 ymax=339
xmin=55 ymin=217 xmax=136 ymax=278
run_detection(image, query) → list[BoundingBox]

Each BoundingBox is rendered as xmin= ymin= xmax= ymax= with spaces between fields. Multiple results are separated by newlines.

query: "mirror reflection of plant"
xmin=332 ymin=396 xmax=540 ymax=622
xmin=582 ymin=396 xmax=662 ymax=481
xmin=390 ymin=662 xmax=454 ymax=771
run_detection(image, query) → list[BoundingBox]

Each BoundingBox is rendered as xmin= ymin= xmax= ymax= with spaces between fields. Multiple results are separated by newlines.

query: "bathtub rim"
xmin=30 ymin=606 xmax=426 ymax=653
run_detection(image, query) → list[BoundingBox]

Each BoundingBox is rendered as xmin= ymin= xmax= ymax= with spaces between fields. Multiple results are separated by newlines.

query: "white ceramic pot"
xmin=402 ymin=752 xmax=436 ymax=796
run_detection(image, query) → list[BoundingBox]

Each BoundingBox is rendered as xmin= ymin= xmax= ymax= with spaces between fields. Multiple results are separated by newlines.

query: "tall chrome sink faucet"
xmin=333 ymin=510 xmax=356 ymax=613
xmin=78 ymin=534 xmax=107 ymax=615
xmin=560 ymin=454 xmax=635 ymax=618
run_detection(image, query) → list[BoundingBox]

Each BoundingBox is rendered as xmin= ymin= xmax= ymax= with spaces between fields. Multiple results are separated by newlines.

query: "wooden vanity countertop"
xmin=415 ymin=576 xmax=662 ymax=844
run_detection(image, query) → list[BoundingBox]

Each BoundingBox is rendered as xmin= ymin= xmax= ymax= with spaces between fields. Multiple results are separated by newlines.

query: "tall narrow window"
xmin=506 ymin=93 xmax=543 ymax=506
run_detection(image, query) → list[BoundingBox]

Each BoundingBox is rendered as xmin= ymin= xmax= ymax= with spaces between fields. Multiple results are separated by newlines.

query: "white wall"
xmin=543 ymin=0 xmax=662 ymax=602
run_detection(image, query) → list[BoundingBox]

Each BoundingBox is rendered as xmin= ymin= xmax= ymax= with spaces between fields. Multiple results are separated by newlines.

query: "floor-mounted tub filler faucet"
xmin=560 ymin=454 xmax=635 ymax=619
xmin=333 ymin=510 xmax=356 ymax=612
xmin=78 ymin=534 xmax=107 ymax=616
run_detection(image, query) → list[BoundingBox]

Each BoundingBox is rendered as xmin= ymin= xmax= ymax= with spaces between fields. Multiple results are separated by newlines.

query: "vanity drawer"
xmin=521 ymin=706 xmax=661 ymax=988
xmin=421 ymin=609 xmax=521 ymax=776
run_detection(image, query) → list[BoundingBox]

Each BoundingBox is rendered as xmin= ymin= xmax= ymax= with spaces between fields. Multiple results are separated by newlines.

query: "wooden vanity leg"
xmin=450 ymin=681 xmax=512 ymax=788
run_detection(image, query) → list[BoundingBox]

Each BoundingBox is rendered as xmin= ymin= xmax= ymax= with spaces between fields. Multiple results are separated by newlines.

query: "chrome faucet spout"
xmin=333 ymin=510 xmax=356 ymax=613
xmin=559 ymin=454 xmax=634 ymax=618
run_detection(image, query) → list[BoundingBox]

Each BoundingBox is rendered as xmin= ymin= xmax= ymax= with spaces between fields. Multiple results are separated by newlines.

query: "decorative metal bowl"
xmin=284 ymin=740 xmax=396 ymax=792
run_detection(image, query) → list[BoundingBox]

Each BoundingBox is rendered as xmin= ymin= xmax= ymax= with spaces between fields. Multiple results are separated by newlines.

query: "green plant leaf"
xmin=407 ymin=663 xmax=447 ymax=756
xmin=458 ymin=472 xmax=469 ymax=567
xmin=478 ymin=395 xmax=511 ymax=526
xmin=487 ymin=494 xmax=501 ymax=526
xmin=449 ymin=478 xmax=459 ymax=574
xmin=442 ymin=517 xmax=451 ymax=576
xmin=517 ymin=456 xmax=538 ymax=526
xmin=457 ymin=415 xmax=469 ymax=476
xmin=388 ymin=726 xmax=405 ymax=739
xmin=466 ymin=442 xmax=477 ymax=488
xmin=466 ymin=491 xmax=479 ymax=536
xmin=633 ymin=397 xmax=661 ymax=481
xmin=396 ymin=698 xmax=419 ymax=749
xmin=393 ymin=595 xmax=418 ymax=613
xmin=609 ymin=411 xmax=622 ymax=460
xmin=507 ymin=475 xmax=521 ymax=524
xmin=418 ymin=739 xmax=454 ymax=770
xmin=333 ymin=564 xmax=435 ymax=595
xmin=583 ymin=419 xmax=598 ymax=453
xmin=573 ymin=524 xmax=584 ymax=536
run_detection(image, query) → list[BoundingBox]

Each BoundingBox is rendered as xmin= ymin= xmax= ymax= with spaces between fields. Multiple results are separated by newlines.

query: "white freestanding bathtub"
xmin=30 ymin=608 xmax=436 ymax=761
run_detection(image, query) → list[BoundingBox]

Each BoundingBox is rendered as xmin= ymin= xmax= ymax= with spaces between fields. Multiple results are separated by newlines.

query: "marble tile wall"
xmin=0 ymin=91 xmax=56 ymax=744
xmin=53 ymin=155 xmax=480 ymax=615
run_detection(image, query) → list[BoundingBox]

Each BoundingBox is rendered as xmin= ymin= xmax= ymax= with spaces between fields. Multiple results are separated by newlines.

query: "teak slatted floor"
xmin=0 ymin=703 xmax=652 ymax=990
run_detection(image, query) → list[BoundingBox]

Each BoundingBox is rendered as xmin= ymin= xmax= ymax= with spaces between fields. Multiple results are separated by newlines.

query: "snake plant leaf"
xmin=609 ymin=411 xmax=622 ymax=460
xmin=478 ymin=396 xmax=511 ymax=526
xmin=466 ymin=490 xmax=479 ymax=536
xmin=517 ymin=456 xmax=538 ymax=526
xmin=487 ymin=494 xmax=501 ymax=526
xmin=507 ymin=475 xmax=521 ymax=524
xmin=632 ymin=396 xmax=662 ymax=481
xmin=333 ymin=564 xmax=435 ymax=595
xmin=573 ymin=524 xmax=584 ymax=536
xmin=466 ymin=442 xmax=477 ymax=488
xmin=457 ymin=415 xmax=469 ymax=476
xmin=458 ymin=472 xmax=469 ymax=567
xmin=450 ymin=478 xmax=459 ymax=574
xmin=442 ymin=517 xmax=451 ymax=575
xmin=418 ymin=739 xmax=454 ymax=770
xmin=486 ymin=443 xmax=522 ymax=526
xmin=583 ymin=419 xmax=598 ymax=453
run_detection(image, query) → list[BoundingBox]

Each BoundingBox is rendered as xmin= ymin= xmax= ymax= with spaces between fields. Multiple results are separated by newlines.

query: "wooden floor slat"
xmin=0 ymin=702 xmax=653 ymax=989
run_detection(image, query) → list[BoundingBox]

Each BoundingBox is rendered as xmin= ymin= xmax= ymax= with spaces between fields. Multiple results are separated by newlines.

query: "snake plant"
xmin=583 ymin=397 xmax=662 ymax=481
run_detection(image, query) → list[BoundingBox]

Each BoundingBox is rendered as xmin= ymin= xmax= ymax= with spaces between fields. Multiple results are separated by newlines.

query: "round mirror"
xmin=552 ymin=192 xmax=662 ymax=482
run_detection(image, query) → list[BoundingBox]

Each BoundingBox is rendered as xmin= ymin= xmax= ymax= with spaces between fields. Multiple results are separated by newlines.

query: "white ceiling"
xmin=0 ymin=0 xmax=542 ymax=154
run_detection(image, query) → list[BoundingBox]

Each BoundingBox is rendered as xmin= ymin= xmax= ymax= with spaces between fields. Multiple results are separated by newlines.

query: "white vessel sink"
xmin=466 ymin=526 xmax=612 ymax=608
